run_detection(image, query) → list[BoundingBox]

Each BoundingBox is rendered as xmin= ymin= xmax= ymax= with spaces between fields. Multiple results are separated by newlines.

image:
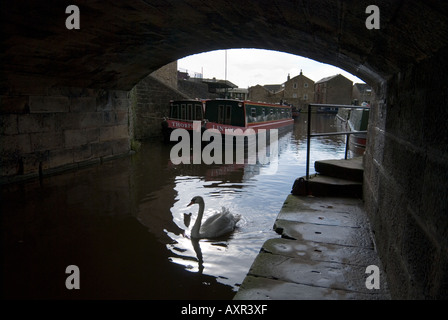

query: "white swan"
xmin=187 ymin=196 xmax=241 ymax=239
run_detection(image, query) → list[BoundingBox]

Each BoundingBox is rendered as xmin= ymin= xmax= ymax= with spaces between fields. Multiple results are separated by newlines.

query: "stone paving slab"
xmin=274 ymin=219 xmax=374 ymax=248
xmin=234 ymin=275 xmax=384 ymax=300
xmin=246 ymin=252 xmax=377 ymax=294
xmin=262 ymin=238 xmax=383 ymax=269
xmin=234 ymin=194 xmax=390 ymax=300
xmin=278 ymin=193 xmax=369 ymax=226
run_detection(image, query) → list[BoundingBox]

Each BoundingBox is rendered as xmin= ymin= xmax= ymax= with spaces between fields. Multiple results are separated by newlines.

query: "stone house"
xmin=352 ymin=83 xmax=374 ymax=105
xmin=248 ymin=70 xmax=315 ymax=110
xmin=247 ymin=84 xmax=279 ymax=103
xmin=279 ymin=71 xmax=315 ymax=110
xmin=314 ymin=74 xmax=353 ymax=105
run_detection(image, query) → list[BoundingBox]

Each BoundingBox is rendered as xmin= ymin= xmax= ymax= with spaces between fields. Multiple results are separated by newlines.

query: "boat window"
xmin=181 ymin=104 xmax=186 ymax=120
xmin=218 ymin=105 xmax=225 ymax=124
xmin=171 ymin=104 xmax=179 ymax=118
xmin=251 ymin=108 xmax=256 ymax=119
xmin=187 ymin=104 xmax=193 ymax=120
xmin=195 ymin=104 xmax=202 ymax=120
xmin=225 ymin=105 xmax=232 ymax=124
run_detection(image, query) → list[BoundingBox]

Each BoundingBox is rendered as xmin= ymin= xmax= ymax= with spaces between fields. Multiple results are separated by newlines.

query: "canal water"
xmin=1 ymin=114 xmax=357 ymax=299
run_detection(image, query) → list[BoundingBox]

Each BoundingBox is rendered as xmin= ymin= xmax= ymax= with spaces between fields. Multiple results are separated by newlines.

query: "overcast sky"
xmin=178 ymin=49 xmax=365 ymax=89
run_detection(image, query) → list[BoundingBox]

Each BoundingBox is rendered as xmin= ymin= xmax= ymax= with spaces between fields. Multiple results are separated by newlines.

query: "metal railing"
xmin=305 ymin=103 xmax=370 ymax=181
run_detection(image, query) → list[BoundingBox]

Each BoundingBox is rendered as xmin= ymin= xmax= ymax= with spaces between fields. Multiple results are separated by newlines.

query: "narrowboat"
xmin=292 ymin=106 xmax=301 ymax=118
xmin=161 ymin=99 xmax=206 ymax=142
xmin=203 ymin=99 xmax=294 ymax=137
xmin=347 ymin=105 xmax=370 ymax=149
xmin=336 ymin=103 xmax=370 ymax=152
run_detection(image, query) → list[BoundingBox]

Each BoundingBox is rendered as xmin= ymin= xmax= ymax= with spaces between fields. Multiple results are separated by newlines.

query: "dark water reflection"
xmin=1 ymin=114 xmax=358 ymax=299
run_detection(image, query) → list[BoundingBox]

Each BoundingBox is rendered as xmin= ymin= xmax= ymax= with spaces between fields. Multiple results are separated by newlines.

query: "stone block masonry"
xmin=363 ymin=47 xmax=448 ymax=299
xmin=131 ymin=74 xmax=189 ymax=140
xmin=0 ymin=88 xmax=131 ymax=184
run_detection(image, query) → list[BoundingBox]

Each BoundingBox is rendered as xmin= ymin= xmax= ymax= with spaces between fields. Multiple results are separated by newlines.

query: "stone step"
xmin=314 ymin=156 xmax=364 ymax=182
xmin=292 ymin=174 xmax=363 ymax=198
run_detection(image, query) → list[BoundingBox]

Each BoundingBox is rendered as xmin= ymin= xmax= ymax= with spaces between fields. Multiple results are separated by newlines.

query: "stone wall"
xmin=150 ymin=61 xmax=178 ymax=90
xmin=131 ymin=74 xmax=188 ymax=140
xmin=0 ymin=88 xmax=131 ymax=184
xmin=364 ymin=47 xmax=448 ymax=299
xmin=0 ymin=64 xmax=187 ymax=183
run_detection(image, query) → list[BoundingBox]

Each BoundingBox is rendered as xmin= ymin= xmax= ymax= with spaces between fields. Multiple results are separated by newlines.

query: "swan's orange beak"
xmin=187 ymin=200 xmax=194 ymax=207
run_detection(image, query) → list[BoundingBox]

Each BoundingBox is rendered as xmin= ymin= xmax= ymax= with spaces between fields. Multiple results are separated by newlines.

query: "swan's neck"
xmin=191 ymin=201 xmax=204 ymax=238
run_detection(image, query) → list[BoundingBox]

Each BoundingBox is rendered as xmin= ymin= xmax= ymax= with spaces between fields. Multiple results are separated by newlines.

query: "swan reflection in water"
xmin=190 ymin=238 xmax=204 ymax=274
xmin=183 ymin=212 xmax=204 ymax=272
xmin=189 ymin=232 xmax=235 ymax=275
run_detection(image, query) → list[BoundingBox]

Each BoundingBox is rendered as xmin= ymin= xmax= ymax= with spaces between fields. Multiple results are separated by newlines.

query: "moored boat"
xmin=336 ymin=103 xmax=370 ymax=152
xmin=203 ymin=99 xmax=294 ymax=137
xmin=292 ymin=106 xmax=301 ymax=118
xmin=347 ymin=106 xmax=370 ymax=149
xmin=161 ymin=99 xmax=206 ymax=142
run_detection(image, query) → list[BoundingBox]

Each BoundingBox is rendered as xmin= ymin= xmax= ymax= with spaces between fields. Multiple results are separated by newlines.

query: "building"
xmin=247 ymin=84 xmax=279 ymax=103
xmin=201 ymin=78 xmax=238 ymax=98
xmin=177 ymin=76 xmax=238 ymax=100
xmin=263 ymin=84 xmax=283 ymax=94
xmin=227 ymin=87 xmax=248 ymax=100
xmin=352 ymin=83 xmax=374 ymax=105
xmin=279 ymin=70 xmax=315 ymax=110
xmin=314 ymin=74 xmax=353 ymax=105
xmin=248 ymin=70 xmax=315 ymax=110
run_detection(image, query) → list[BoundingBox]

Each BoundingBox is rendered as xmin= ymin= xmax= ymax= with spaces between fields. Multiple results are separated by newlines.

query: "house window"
xmin=292 ymin=93 xmax=297 ymax=98
xmin=304 ymin=83 xmax=308 ymax=88
xmin=303 ymin=94 xmax=308 ymax=100
xmin=293 ymin=83 xmax=297 ymax=89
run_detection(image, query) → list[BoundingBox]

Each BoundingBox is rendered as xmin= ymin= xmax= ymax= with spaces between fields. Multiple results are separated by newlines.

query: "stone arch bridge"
xmin=1 ymin=0 xmax=447 ymax=298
